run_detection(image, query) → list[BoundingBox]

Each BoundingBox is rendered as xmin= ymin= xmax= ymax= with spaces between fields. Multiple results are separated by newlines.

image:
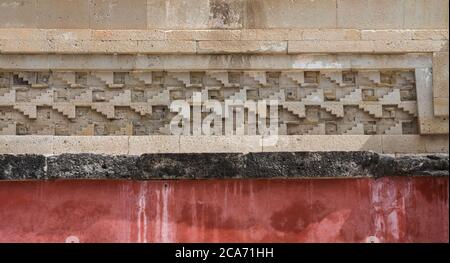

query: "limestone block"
xmin=404 ymin=0 xmax=449 ymax=29
xmin=288 ymin=40 xmax=448 ymax=53
xmin=423 ymin=135 xmax=449 ymax=153
xmin=413 ymin=30 xmax=449 ymax=40
xmin=361 ymin=30 xmax=414 ymax=40
xmin=416 ymin=68 xmax=449 ymax=134
xmin=92 ymin=30 xmax=165 ymax=41
xmin=372 ymin=40 xmax=448 ymax=52
xmin=262 ymin=135 xmax=383 ymax=153
xmin=244 ymin=0 xmax=337 ymax=29
xmin=289 ymin=41 xmax=374 ymax=53
xmin=240 ymin=29 xmax=293 ymax=41
xmin=419 ymin=117 xmax=449 ymax=134
xmin=147 ymin=0 xmax=211 ymax=29
xmin=45 ymin=29 xmax=91 ymax=41
xmin=433 ymin=52 xmax=449 ymax=116
xmin=0 ymin=136 xmax=53 ymax=155
xmin=0 ymin=39 xmax=53 ymax=53
xmin=197 ymin=41 xmax=287 ymax=54
xmin=90 ymin=0 xmax=147 ymax=29
xmin=166 ymin=30 xmax=242 ymax=40
xmin=434 ymin=98 xmax=449 ymax=116
xmin=382 ymin=135 xmax=427 ymax=154
xmin=0 ymin=0 xmax=36 ymax=28
xmin=53 ymin=136 xmax=128 ymax=155
xmin=137 ymin=40 xmax=196 ymax=53
xmin=0 ymin=29 xmax=47 ymax=40
xmin=84 ymin=40 xmax=140 ymax=54
xmin=337 ymin=0 xmax=404 ymax=29
xmin=302 ymin=30 xmax=361 ymax=41
xmin=179 ymin=136 xmax=262 ymax=153
xmin=36 ymin=0 xmax=89 ymax=29
xmin=208 ymin=0 xmax=244 ymax=28
xmin=129 ymin=135 xmax=180 ymax=154
xmin=152 ymin=0 xmax=247 ymax=29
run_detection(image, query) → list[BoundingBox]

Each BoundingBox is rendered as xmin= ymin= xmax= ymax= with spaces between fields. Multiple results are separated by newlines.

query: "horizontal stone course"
xmin=0 ymin=135 xmax=447 ymax=155
xmin=0 ymin=29 xmax=448 ymax=54
xmin=0 ymin=152 xmax=448 ymax=180
xmin=0 ymin=0 xmax=447 ymax=30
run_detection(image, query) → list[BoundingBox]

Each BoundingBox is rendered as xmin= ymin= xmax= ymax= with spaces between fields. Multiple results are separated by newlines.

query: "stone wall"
xmin=0 ymin=0 xmax=448 ymax=29
xmin=0 ymin=0 xmax=448 ymax=155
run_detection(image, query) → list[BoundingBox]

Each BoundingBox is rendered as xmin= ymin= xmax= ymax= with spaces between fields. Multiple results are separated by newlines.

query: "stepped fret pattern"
xmin=0 ymin=70 xmax=418 ymax=135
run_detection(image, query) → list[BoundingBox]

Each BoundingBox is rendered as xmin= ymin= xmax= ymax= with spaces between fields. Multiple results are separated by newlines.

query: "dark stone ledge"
xmin=0 ymin=152 xmax=448 ymax=180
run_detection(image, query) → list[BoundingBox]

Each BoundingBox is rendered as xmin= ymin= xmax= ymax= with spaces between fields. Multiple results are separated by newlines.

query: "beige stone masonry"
xmin=197 ymin=40 xmax=287 ymax=54
xmin=288 ymin=40 xmax=448 ymax=54
xmin=179 ymin=136 xmax=263 ymax=153
xmin=1 ymin=0 xmax=448 ymax=30
xmin=433 ymin=52 xmax=449 ymax=116
xmin=262 ymin=135 xmax=383 ymax=153
xmin=0 ymin=29 xmax=448 ymax=54
xmin=0 ymin=135 xmax=447 ymax=155
xmin=416 ymin=68 xmax=449 ymax=134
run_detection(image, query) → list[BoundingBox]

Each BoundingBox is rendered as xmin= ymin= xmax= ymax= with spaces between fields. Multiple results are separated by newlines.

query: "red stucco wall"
xmin=0 ymin=177 xmax=448 ymax=243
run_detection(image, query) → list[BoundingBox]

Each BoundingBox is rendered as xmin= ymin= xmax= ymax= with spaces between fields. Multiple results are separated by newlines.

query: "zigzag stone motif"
xmin=0 ymin=70 xmax=418 ymax=135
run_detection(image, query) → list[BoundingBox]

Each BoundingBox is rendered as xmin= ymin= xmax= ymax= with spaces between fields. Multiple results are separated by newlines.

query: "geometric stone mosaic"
xmin=0 ymin=70 xmax=418 ymax=135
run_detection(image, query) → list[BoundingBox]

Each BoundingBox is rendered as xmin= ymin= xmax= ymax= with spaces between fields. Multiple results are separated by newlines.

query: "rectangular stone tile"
xmin=382 ymin=135 xmax=427 ymax=154
xmin=0 ymin=0 xmax=37 ymax=28
xmin=240 ymin=29 xmax=292 ymax=41
xmin=179 ymin=136 xmax=262 ymax=153
xmin=0 ymin=136 xmax=53 ymax=155
xmin=147 ymin=0 xmax=210 ymax=29
xmin=337 ymin=0 xmax=404 ymax=29
xmin=419 ymin=117 xmax=449 ymax=134
xmin=302 ymin=30 xmax=361 ymax=41
xmin=288 ymin=40 xmax=448 ymax=53
xmin=434 ymin=98 xmax=449 ymax=117
xmin=262 ymin=135 xmax=383 ymax=153
xmin=361 ymin=30 xmax=414 ymax=40
xmin=244 ymin=0 xmax=337 ymax=29
xmin=36 ymin=0 xmax=90 ymax=29
xmin=423 ymin=135 xmax=449 ymax=153
xmin=0 ymin=39 xmax=53 ymax=53
xmin=413 ymin=30 xmax=449 ymax=40
xmin=51 ymin=40 xmax=139 ymax=54
xmin=53 ymin=136 xmax=128 ymax=155
xmin=45 ymin=29 xmax=92 ymax=41
xmin=91 ymin=30 xmax=165 ymax=40
xmin=166 ymin=30 xmax=242 ymax=40
xmin=137 ymin=40 xmax=197 ymax=53
xmin=90 ymin=0 xmax=147 ymax=29
xmin=404 ymin=0 xmax=449 ymax=29
xmin=129 ymin=136 xmax=179 ymax=154
xmin=197 ymin=40 xmax=287 ymax=54
xmin=416 ymin=67 xmax=449 ymax=134
xmin=0 ymin=29 xmax=44 ymax=40
xmin=433 ymin=52 xmax=449 ymax=117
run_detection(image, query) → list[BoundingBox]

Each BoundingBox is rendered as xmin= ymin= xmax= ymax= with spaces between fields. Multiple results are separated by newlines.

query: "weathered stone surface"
xmin=433 ymin=52 xmax=449 ymax=117
xmin=337 ymin=0 xmax=404 ymax=29
xmin=0 ymin=0 xmax=448 ymax=30
xmin=90 ymin=0 xmax=147 ymax=29
xmin=197 ymin=40 xmax=287 ymax=54
xmin=46 ymin=154 xmax=140 ymax=179
xmin=36 ymin=0 xmax=90 ymax=29
xmin=404 ymin=0 xmax=449 ymax=29
xmin=0 ymin=152 xmax=448 ymax=180
xmin=0 ymin=154 xmax=45 ymax=180
xmin=288 ymin=40 xmax=448 ymax=53
xmin=377 ymin=154 xmax=449 ymax=177
xmin=137 ymin=153 xmax=245 ymax=179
